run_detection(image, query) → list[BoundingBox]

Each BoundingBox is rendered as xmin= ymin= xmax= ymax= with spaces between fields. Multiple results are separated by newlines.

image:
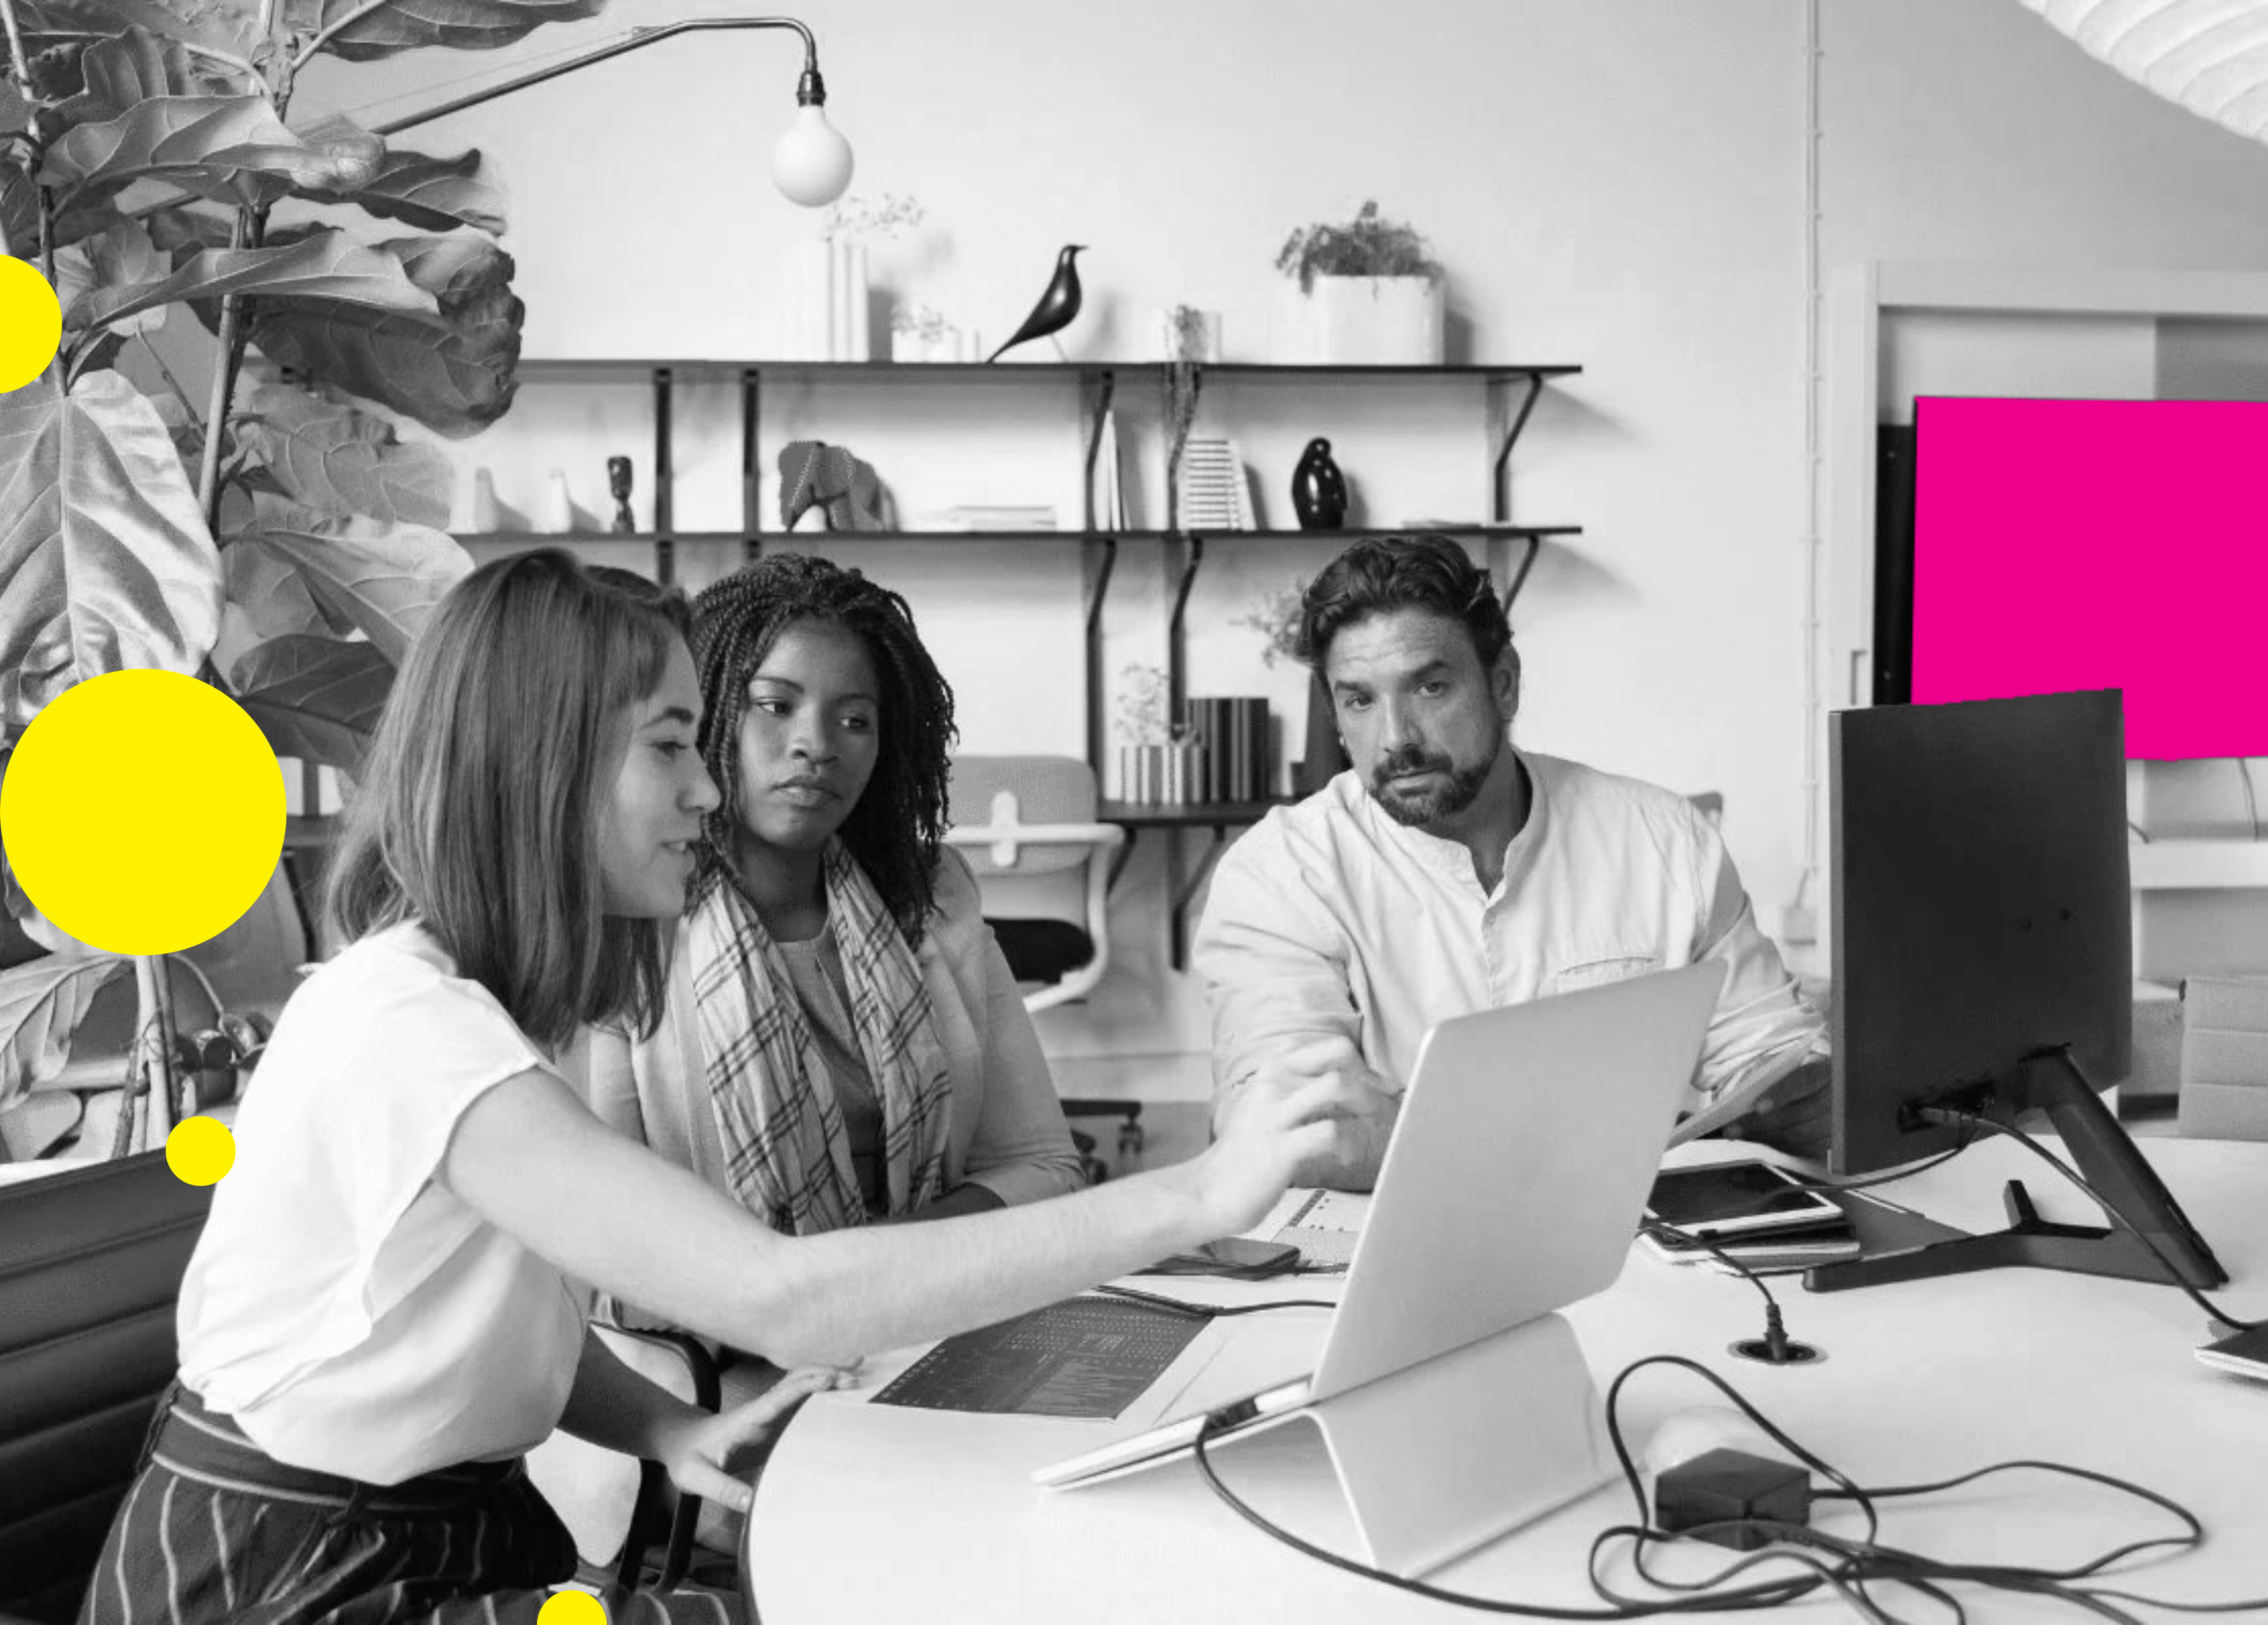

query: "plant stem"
xmin=0 ymin=0 xmax=60 ymax=385
xmin=197 ymin=0 xmax=282 ymax=534
xmin=197 ymin=212 xmax=251 ymax=532
xmin=134 ymin=330 xmax=204 ymax=428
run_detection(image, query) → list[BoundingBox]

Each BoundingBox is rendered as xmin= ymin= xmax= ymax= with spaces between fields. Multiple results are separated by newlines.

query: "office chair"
xmin=944 ymin=755 xmax=1143 ymax=1178
xmin=0 ymin=1153 xmax=210 ymax=1624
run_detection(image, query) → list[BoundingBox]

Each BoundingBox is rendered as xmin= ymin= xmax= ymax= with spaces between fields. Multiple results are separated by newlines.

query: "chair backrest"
xmin=947 ymin=755 xmax=1104 ymax=879
xmin=0 ymin=1154 xmax=210 ymax=1623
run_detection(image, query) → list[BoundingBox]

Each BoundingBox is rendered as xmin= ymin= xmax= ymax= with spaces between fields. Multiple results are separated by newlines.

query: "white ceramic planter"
xmin=1276 ymin=275 xmax=1444 ymax=365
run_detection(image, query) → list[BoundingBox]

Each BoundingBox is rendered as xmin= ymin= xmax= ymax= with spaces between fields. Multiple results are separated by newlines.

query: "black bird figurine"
xmin=1292 ymin=437 xmax=1348 ymax=529
xmin=988 ymin=244 xmax=1087 ymax=362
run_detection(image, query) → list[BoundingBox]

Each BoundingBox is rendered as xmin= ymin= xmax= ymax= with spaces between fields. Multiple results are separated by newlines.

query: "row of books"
xmin=1116 ymin=697 xmax=1273 ymax=806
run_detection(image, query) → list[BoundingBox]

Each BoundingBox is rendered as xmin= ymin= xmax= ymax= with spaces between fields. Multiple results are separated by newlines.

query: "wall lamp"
xmin=371 ymin=15 xmax=855 ymax=206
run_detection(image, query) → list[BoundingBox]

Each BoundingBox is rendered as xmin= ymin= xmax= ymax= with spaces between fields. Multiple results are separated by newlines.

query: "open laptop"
xmin=1034 ymin=958 xmax=1728 ymax=1488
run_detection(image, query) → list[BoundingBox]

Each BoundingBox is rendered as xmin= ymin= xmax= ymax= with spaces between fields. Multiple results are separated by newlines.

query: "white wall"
xmin=282 ymin=0 xmax=2268 ymax=1056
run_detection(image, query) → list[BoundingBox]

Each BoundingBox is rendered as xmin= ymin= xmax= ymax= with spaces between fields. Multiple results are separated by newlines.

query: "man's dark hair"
xmin=1297 ymin=533 xmax=1513 ymax=670
xmin=691 ymin=554 xmax=958 ymax=947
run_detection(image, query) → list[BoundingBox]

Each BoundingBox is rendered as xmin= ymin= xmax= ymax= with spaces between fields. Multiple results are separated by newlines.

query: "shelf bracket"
xmin=741 ymin=367 xmax=763 ymax=565
xmin=1168 ymin=822 xmax=1236 ymax=972
xmin=1502 ymin=532 xmax=1544 ymax=614
xmin=1081 ymin=369 xmax=1118 ymax=532
xmin=1166 ymin=530 xmax=1207 ymax=715
xmin=1489 ymin=370 xmax=1546 ymax=525
xmin=1083 ymin=533 xmax=1119 ymax=770
xmin=652 ymin=366 xmax=674 ymax=585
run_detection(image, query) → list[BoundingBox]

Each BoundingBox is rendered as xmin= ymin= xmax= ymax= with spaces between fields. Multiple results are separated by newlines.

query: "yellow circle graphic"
xmin=164 ymin=1116 xmax=236 ymax=1186
xmin=0 ymin=257 xmax=63 ymax=393
xmin=538 ymin=1593 xmax=608 ymax=1624
xmin=1 ymin=670 xmax=285 ymax=954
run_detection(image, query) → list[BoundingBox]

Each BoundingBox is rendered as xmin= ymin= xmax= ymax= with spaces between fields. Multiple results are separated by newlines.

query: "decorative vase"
xmin=1292 ymin=437 xmax=1348 ymax=530
xmin=540 ymin=468 xmax=578 ymax=534
xmin=1276 ymin=274 xmax=1445 ymax=366
xmin=466 ymin=467 xmax=501 ymax=532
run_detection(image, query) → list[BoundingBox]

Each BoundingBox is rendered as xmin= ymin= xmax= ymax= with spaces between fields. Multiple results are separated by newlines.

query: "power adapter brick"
xmin=1653 ymin=1447 xmax=1813 ymax=1551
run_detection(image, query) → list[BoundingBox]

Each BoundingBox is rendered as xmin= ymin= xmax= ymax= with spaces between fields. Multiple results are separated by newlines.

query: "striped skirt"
xmin=78 ymin=1383 xmax=743 ymax=1625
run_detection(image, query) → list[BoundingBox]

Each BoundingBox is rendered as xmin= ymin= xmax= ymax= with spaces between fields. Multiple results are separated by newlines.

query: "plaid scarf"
xmin=687 ymin=842 xmax=951 ymax=1234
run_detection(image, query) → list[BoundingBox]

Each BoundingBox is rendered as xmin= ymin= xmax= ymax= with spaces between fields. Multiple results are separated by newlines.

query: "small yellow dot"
xmin=1 ymin=670 xmax=284 ymax=955
xmin=538 ymin=1593 xmax=608 ymax=1624
xmin=164 ymin=1116 xmax=235 ymax=1186
xmin=0 ymin=257 xmax=62 ymax=393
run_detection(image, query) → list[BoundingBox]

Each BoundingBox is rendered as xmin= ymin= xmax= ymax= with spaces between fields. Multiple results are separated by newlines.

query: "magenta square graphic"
xmin=1912 ymin=395 xmax=2268 ymax=760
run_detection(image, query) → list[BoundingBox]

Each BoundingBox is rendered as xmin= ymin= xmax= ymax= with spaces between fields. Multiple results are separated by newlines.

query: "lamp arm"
xmin=371 ymin=16 xmax=825 ymax=138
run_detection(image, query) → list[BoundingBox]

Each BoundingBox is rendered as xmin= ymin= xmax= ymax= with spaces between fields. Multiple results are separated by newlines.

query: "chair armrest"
xmin=600 ymin=1325 xmax=722 ymax=1593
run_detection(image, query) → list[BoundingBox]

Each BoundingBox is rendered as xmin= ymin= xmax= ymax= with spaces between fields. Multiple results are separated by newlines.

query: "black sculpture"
xmin=988 ymin=245 xmax=1087 ymax=362
xmin=607 ymin=455 xmax=635 ymax=533
xmin=1292 ymin=437 xmax=1348 ymax=530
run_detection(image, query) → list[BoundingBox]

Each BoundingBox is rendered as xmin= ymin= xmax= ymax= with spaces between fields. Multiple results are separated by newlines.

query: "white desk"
xmin=746 ymin=1137 xmax=2268 ymax=1622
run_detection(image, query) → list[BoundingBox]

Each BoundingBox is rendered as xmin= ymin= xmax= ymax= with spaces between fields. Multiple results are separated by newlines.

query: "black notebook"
xmin=871 ymin=1296 xmax=1209 ymax=1419
xmin=2195 ymin=1323 xmax=2268 ymax=1383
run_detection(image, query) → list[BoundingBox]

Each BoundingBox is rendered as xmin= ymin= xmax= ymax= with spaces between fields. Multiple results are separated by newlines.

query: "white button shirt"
xmin=1193 ymin=752 xmax=1825 ymax=1118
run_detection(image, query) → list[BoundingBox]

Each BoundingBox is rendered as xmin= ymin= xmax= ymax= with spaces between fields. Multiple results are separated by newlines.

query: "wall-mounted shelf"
xmin=470 ymin=359 xmax=1585 ymax=905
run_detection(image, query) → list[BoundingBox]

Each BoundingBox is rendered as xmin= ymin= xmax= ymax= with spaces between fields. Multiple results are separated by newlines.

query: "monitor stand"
xmin=1805 ymin=1046 xmax=2227 ymax=1295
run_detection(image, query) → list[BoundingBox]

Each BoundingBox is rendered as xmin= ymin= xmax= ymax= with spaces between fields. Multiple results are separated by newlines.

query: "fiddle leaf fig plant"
xmin=0 ymin=0 xmax=591 ymax=1128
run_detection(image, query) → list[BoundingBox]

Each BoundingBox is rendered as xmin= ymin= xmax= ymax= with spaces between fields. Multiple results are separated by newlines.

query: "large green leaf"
xmin=296 ymin=141 xmax=509 ymax=236
xmin=18 ymin=0 xmax=259 ymax=62
xmin=285 ymin=0 xmax=602 ymax=62
xmin=0 ymin=371 xmax=222 ymax=736
xmin=234 ymin=386 xmax=454 ymax=530
xmin=0 ymin=952 xmax=131 ymax=1111
xmin=230 ymin=632 xmax=393 ymax=771
xmin=53 ymin=24 xmax=248 ymax=133
xmin=43 ymin=96 xmax=370 ymax=215
xmin=53 ymin=221 xmax=172 ymax=342
xmin=230 ymin=492 xmax=468 ymax=664
xmin=0 ymin=164 xmax=35 ymax=261
xmin=222 ymin=532 xmax=344 ymax=645
xmin=66 ymin=227 xmax=439 ymax=335
xmin=246 ymin=234 xmax=521 ymax=438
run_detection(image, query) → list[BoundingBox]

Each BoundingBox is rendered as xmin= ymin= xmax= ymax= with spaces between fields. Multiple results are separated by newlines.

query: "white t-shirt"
xmin=177 ymin=921 xmax=587 ymax=1485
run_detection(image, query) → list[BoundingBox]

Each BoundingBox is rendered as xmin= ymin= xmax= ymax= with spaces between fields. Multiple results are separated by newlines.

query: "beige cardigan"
xmin=575 ymin=849 xmax=1087 ymax=1219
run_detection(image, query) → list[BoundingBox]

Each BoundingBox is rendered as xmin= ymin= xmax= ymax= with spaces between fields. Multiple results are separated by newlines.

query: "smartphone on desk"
xmin=1638 ymin=1218 xmax=1860 ymax=1269
xmin=1136 ymin=1238 xmax=1302 ymax=1280
xmin=1645 ymin=1159 xmax=1843 ymax=1238
xmin=2195 ymin=1323 xmax=2268 ymax=1382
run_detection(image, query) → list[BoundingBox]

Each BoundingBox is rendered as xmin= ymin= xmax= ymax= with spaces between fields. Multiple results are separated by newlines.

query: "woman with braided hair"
xmin=578 ymin=554 xmax=1086 ymax=1356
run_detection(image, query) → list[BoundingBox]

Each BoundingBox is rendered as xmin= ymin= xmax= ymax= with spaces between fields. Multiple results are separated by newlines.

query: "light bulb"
xmin=773 ymin=105 xmax=854 ymax=207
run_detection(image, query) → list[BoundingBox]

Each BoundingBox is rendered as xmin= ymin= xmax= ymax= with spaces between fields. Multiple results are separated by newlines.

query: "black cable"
xmin=2236 ymin=757 xmax=2260 ymax=842
xmin=1918 ymin=1107 xmax=2263 ymax=1333
xmin=1188 ymin=1349 xmax=2255 ymax=1620
xmin=1087 ymin=1283 xmax=1337 ymax=1318
xmin=1638 ymin=1221 xmax=1804 ymax=1364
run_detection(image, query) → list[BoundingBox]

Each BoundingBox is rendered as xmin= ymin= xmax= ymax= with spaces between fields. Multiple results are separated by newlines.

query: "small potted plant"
xmin=1273 ymin=199 xmax=1446 ymax=366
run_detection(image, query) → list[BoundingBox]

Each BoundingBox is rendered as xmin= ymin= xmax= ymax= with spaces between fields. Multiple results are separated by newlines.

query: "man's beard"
xmin=1368 ymin=740 xmax=1496 ymax=827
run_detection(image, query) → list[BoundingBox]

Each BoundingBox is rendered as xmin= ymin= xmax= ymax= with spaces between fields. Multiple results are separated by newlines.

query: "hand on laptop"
xmin=1222 ymin=1035 xmax=1402 ymax=1193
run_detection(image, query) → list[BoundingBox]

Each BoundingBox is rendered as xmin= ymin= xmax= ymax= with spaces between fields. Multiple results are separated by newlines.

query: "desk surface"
xmin=746 ymin=1136 xmax=2268 ymax=1622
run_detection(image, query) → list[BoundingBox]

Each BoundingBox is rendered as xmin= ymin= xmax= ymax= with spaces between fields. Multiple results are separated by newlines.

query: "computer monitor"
xmin=1807 ymin=689 xmax=2228 ymax=1294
